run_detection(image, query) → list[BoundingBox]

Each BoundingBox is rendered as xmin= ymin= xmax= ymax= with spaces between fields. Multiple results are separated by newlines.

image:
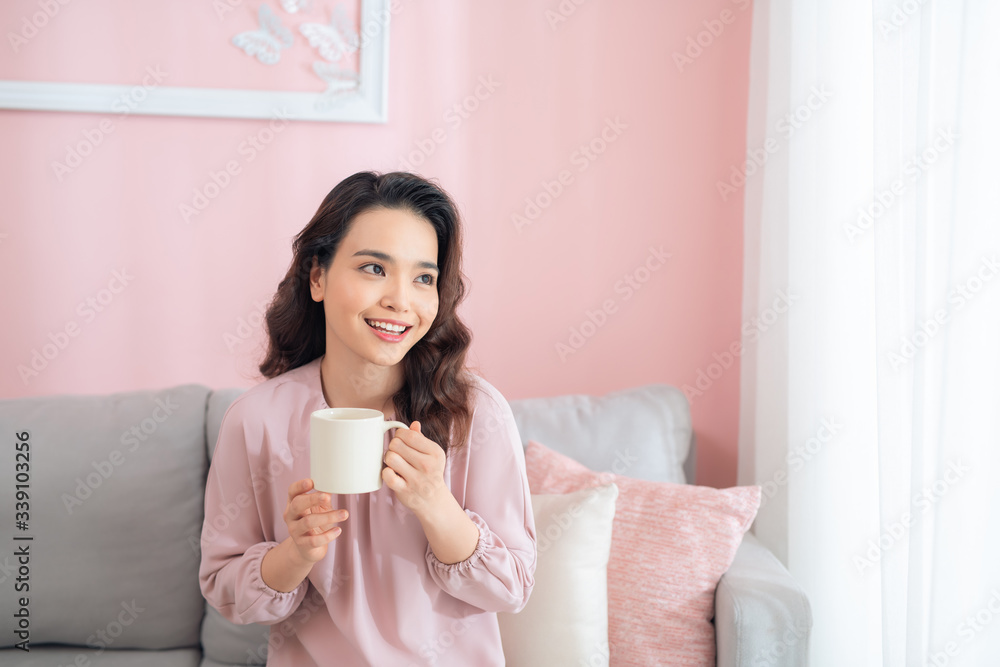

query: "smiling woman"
xmin=198 ymin=171 xmax=537 ymax=667
xmin=310 ymin=208 xmax=441 ymax=381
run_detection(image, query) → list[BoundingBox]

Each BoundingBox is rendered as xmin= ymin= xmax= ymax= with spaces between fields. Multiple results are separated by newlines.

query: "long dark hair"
xmin=259 ymin=171 xmax=476 ymax=454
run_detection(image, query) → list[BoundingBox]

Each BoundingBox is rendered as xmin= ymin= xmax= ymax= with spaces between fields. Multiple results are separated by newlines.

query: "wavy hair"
xmin=258 ymin=171 xmax=476 ymax=455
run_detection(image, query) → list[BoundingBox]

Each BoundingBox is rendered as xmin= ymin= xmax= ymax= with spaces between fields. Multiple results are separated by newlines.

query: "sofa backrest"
xmin=0 ymin=384 xmax=211 ymax=652
xmin=508 ymin=383 xmax=694 ymax=484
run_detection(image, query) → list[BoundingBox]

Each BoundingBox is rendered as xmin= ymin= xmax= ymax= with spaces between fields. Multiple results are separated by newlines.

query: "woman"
xmin=198 ymin=171 xmax=536 ymax=666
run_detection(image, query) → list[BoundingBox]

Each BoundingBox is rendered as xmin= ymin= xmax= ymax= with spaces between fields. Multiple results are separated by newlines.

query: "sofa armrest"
xmin=714 ymin=532 xmax=812 ymax=667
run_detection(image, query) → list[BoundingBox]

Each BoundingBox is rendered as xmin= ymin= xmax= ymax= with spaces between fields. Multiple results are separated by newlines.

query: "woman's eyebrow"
xmin=352 ymin=249 xmax=439 ymax=272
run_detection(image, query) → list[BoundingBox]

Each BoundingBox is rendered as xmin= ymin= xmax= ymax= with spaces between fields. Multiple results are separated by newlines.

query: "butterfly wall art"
xmin=280 ymin=0 xmax=313 ymax=13
xmin=231 ymin=2 xmax=365 ymax=113
xmin=313 ymin=62 xmax=361 ymax=110
xmin=232 ymin=5 xmax=295 ymax=65
xmin=300 ymin=5 xmax=361 ymax=62
xmin=0 ymin=0 xmax=389 ymax=123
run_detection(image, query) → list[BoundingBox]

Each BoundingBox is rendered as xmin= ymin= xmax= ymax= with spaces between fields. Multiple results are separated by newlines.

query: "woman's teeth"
xmin=366 ymin=319 xmax=407 ymax=333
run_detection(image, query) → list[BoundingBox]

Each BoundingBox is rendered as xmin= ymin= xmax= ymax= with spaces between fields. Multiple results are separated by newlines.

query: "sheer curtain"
xmin=739 ymin=0 xmax=1000 ymax=665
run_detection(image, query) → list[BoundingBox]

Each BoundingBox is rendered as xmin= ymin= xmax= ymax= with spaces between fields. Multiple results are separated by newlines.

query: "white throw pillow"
xmin=497 ymin=483 xmax=618 ymax=667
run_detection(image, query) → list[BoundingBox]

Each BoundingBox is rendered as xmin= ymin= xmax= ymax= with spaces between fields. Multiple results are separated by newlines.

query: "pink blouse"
xmin=198 ymin=356 xmax=537 ymax=666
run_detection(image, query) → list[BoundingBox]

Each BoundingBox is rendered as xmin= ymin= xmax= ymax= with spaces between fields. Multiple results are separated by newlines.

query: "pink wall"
xmin=0 ymin=0 xmax=753 ymax=488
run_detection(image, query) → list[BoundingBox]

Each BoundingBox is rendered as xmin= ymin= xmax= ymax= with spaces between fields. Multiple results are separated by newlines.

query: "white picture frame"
xmin=0 ymin=0 xmax=391 ymax=124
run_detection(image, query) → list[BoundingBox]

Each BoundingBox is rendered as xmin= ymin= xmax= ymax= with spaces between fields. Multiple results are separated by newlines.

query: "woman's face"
xmin=310 ymin=206 xmax=440 ymax=368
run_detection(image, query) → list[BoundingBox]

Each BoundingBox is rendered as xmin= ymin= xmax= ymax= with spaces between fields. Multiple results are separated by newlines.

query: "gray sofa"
xmin=0 ymin=381 xmax=810 ymax=666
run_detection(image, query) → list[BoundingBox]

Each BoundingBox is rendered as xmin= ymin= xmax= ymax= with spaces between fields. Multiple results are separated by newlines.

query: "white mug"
xmin=310 ymin=408 xmax=411 ymax=494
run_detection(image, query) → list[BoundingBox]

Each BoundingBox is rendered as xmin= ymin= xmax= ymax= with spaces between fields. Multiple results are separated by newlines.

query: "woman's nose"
xmin=380 ymin=278 xmax=411 ymax=311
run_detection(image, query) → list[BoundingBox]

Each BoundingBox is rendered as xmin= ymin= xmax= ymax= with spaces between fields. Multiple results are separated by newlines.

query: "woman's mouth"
xmin=365 ymin=319 xmax=412 ymax=342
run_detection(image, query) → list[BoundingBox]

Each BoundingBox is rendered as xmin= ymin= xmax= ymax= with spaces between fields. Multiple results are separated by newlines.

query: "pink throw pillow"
xmin=525 ymin=440 xmax=760 ymax=667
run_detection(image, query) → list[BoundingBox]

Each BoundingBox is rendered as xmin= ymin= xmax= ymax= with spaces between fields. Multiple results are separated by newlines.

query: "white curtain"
xmin=739 ymin=0 xmax=1000 ymax=665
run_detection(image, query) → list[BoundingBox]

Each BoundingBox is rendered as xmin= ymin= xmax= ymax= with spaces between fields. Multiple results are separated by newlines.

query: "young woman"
xmin=198 ymin=171 xmax=536 ymax=666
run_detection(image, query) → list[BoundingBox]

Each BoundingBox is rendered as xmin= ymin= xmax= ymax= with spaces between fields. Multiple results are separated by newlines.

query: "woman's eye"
xmin=361 ymin=264 xmax=435 ymax=286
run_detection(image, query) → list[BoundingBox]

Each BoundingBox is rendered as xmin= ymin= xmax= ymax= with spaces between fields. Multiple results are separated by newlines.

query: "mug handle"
xmin=381 ymin=421 xmax=411 ymax=469
xmin=382 ymin=420 xmax=410 ymax=433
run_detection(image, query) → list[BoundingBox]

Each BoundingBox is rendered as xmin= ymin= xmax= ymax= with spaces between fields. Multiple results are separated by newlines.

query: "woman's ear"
xmin=309 ymin=257 xmax=325 ymax=302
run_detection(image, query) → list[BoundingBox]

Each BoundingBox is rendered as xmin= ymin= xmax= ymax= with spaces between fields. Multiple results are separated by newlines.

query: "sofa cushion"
xmin=525 ymin=440 xmax=760 ymax=667
xmin=200 ymin=605 xmax=270 ymax=665
xmin=508 ymin=384 xmax=693 ymax=484
xmin=206 ymin=388 xmax=247 ymax=462
xmin=497 ymin=483 xmax=618 ymax=666
xmin=0 ymin=646 xmax=202 ymax=665
xmin=0 ymin=385 xmax=210 ymax=650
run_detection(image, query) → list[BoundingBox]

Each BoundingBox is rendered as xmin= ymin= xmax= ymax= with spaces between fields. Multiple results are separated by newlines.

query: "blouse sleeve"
xmin=198 ymin=399 xmax=309 ymax=626
xmin=424 ymin=385 xmax=537 ymax=613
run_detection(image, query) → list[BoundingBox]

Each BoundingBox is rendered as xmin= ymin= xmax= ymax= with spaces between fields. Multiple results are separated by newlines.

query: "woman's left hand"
xmin=382 ymin=422 xmax=448 ymax=516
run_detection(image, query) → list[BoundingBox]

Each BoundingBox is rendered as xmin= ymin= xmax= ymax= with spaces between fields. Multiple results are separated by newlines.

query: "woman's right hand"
xmin=283 ymin=478 xmax=348 ymax=564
